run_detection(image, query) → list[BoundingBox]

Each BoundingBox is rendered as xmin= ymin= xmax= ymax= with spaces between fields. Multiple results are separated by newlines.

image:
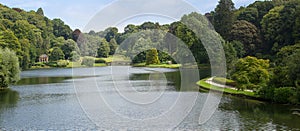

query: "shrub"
xmin=95 ymin=58 xmax=106 ymax=63
xmin=57 ymin=60 xmax=69 ymax=67
xmin=50 ymin=47 xmax=65 ymax=61
xmin=45 ymin=61 xmax=57 ymax=67
xmin=81 ymin=57 xmax=94 ymax=67
xmin=34 ymin=62 xmax=46 ymax=67
xmin=0 ymin=48 xmax=20 ymax=88
xmin=273 ymin=87 xmax=294 ymax=104
xmin=70 ymin=51 xmax=80 ymax=62
xmin=146 ymin=48 xmax=160 ymax=65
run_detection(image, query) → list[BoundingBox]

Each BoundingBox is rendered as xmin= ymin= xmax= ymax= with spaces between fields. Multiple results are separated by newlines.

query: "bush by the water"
xmin=0 ymin=48 xmax=20 ymax=88
xmin=57 ymin=60 xmax=69 ymax=67
xmin=273 ymin=87 xmax=294 ymax=104
xmin=146 ymin=48 xmax=160 ymax=65
xmin=82 ymin=57 xmax=94 ymax=67
xmin=95 ymin=58 xmax=106 ymax=63
xmin=34 ymin=62 xmax=46 ymax=67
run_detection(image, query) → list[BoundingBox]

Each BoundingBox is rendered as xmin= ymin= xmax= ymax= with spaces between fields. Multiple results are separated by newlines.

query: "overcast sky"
xmin=0 ymin=0 xmax=256 ymax=31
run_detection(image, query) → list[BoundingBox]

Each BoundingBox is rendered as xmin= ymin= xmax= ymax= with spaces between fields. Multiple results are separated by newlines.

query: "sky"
xmin=0 ymin=0 xmax=256 ymax=32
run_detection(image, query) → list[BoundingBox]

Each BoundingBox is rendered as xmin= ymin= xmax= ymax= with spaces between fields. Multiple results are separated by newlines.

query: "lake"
xmin=0 ymin=66 xmax=300 ymax=130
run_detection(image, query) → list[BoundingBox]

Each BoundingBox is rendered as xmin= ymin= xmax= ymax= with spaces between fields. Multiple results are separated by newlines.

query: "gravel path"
xmin=205 ymin=77 xmax=253 ymax=92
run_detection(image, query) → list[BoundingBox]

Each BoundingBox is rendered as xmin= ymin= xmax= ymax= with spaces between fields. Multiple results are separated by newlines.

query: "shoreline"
xmin=197 ymin=78 xmax=264 ymax=101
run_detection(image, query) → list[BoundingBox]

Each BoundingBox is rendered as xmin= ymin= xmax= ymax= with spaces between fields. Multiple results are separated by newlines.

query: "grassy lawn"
xmin=197 ymin=78 xmax=257 ymax=98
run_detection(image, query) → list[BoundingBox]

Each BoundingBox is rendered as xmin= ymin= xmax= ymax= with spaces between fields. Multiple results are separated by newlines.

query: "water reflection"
xmin=17 ymin=77 xmax=73 ymax=85
xmin=0 ymin=89 xmax=19 ymax=107
xmin=219 ymin=96 xmax=300 ymax=130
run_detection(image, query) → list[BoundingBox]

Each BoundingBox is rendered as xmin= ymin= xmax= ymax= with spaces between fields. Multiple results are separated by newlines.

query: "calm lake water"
xmin=0 ymin=67 xmax=300 ymax=130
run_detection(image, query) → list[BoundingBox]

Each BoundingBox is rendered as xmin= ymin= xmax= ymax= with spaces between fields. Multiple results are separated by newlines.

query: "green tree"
xmin=49 ymin=47 xmax=65 ymax=61
xmin=81 ymin=56 xmax=94 ymax=67
xmin=0 ymin=8 xmax=22 ymax=22
xmin=0 ymin=30 xmax=21 ymax=53
xmin=213 ymin=0 xmax=235 ymax=40
xmin=97 ymin=39 xmax=110 ymax=58
xmin=223 ymin=41 xmax=237 ymax=76
xmin=146 ymin=48 xmax=160 ymax=65
xmin=124 ymin=24 xmax=138 ymax=34
xmin=139 ymin=22 xmax=159 ymax=30
xmin=231 ymin=40 xmax=245 ymax=58
xmin=230 ymin=20 xmax=261 ymax=56
xmin=231 ymin=56 xmax=270 ymax=91
xmin=261 ymin=6 xmax=284 ymax=53
xmin=52 ymin=18 xmax=72 ymax=39
xmin=104 ymin=27 xmax=118 ymax=42
xmin=237 ymin=7 xmax=259 ymax=26
xmin=36 ymin=8 xmax=44 ymax=16
xmin=70 ymin=51 xmax=80 ymax=62
xmin=61 ymin=39 xmax=79 ymax=60
xmin=109 ymin=38 xmax=118 ymax=55
xmin=0 ymin=48 xmax=20 ymax=88
xmin=19 ymin=39 xmax=30 ymax=70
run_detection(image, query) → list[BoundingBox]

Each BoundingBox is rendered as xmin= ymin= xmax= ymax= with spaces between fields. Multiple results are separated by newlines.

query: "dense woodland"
xmin=0 ymin=0 xmax=299 ymax=104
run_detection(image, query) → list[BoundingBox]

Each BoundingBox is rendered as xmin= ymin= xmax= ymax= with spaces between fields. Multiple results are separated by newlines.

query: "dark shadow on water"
xmin=0 ymin=89 xmax=19 ymax=108
xmin=219 ymin=95 xmax=300 ymax=130
xmin=130 ymin=68 xmax=211 ymax=91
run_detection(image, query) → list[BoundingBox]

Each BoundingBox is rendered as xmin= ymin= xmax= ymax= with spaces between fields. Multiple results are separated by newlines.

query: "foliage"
xmin=36 ymin=8 xmax=44 ymax=16
xmin=61 ymin=39 xmax=79 ymax=60
xmin=229 ymin=20 xmax=261 ymax=56
xmin=213 ymin=0 xmax=235 ymax=40
xmin=56 ymin=60 xmax=69 ymax=67
xmin=146 ymin=48 xmax=160 ymax=65
xmin=237 ymin=7 xmax=259 ymax=26
xmin=49 ymin=47 xmax=65 ymax=61
xmin=52 ymin=18 xmax=72 ymax=40
xmin=81 ymin=56 xmax=94 ymax=67
xmin=0 ymin=48 xmax=20 ymax=88
xmin=230 ymin=40 xmax=245 ymax=58
xmin=273 ymin=87 xmax=294 ymax=104
xmin=223 ymin=41 xmax=237 ymax=75
xmin=97 ymin=39 xmax=110 ymax=58
xmin=109 ymin=38 xmax=118 ymax=55
xmin=231 ymin=56 xmax=270 ymax=91
xmin=70 ymin=51 xmax=80 ymax=62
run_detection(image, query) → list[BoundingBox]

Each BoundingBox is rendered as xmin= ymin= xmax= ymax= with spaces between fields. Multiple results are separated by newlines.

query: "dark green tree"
xmin=237 ymin=7 xmax=259 ymax=26
xmin=61 ymin=39 xmax=79 ymax=60
xmin=213 ymin=0 xmax=235 ymax=40
xmin=261 ymin=6 xmax=285 ymax=53
xmin=109 ymin=38 xmax=118 ymax=55
xmin=36 ymin=8 xmax=44 ymax=16
xmin=52 ymin=18 xmax=72 ymax=39
xmin=230 ymin=20 xmax=261 ymax=56
xmin=146 ymin=48 xmax=160 ymax=65
xmin=70 ymin=51 xmax=80 ymax=62
xmin=97 ymin=39 xmax=110 ymax=58
xmin=104 ymin=27 xmax=118 ymax=42
xmin=49 ymin=47 xmax=65 ymax=61
xmin=0 ymin=48 xmax=20 ymax=88
xmin=0 ymin=30 xmax=21 ymax=53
